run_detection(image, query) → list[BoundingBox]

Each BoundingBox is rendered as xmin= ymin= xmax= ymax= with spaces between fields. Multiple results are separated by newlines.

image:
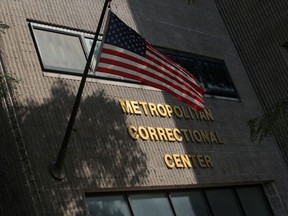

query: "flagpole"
xmin=50 ymin=0 xmax=112 ymax=180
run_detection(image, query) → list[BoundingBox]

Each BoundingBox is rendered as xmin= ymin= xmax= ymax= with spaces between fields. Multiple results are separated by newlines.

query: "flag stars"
xmin=104 ymin=13 xmax=146 ymax=56
xmin=100 ymin=12 xmax=205 ymax=110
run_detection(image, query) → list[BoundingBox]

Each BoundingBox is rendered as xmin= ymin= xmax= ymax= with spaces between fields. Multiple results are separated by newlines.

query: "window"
xmin=205 ymin=188 xmax=242 ymax=216
xmin=85 ymin=195 xmax=132 ymax=216
xmin=31 ymin=23 xmax=238 ymax=98
xmin=30 ymin=23 xmax=127 ymax=81
xmin=170 ymin=191 xmax=210 ymax=216
xmin=236 ymin=186 xmax=273 ymax=216
xmin=158 ymin=47 xmax=238 ymax=98
xmin=85 ymin=185 xmax=273 ymax=216
xmin=32 ymin=28 xmax=87 ymax=74
xmin=129 ymin=193 xmax=174 ymax=216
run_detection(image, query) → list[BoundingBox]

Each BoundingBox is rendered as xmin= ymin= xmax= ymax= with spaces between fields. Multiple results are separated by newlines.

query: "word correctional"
xmin=164 ymin=154 xmax=214 ymax=169
xmin=128 ymin=125 xmax=224 ymax=144
xmin=119 ymin=99 xmax=214 ymax=121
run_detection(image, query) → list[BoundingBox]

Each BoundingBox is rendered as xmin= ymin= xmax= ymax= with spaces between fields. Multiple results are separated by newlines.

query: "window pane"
xmin=86 ymin=37 xmax=123 ymax=79
xmin=205 ymin=189 xmax=242 ymax=216
xmin=33 ymin=28 xmax=87 ymax=73
xmin=199 ymin=61 xmax=237 ymax=97
xmin=171 ymin=191 xmax=210 ymax=216
xmin=165 ymin=55 xmax=202 ymax=82
xmin=86 ymin=37 xmax=137 ymax=82
xmin=129 ymin=193 xmax=174 ymax=216
xmin=85 ymin=195 xmax=132 ymax=216
xmin=156 ymin=48 xmax=202 ymax=83
xmin=157 ymin=47 xmax=238 ymax=98
xmin=174 ymin=57 xmax=202 ymax=83
xmin=83 ymin=37 xmax=103 ymax=74
xmin=236 ymin=186 xmax=273 ymax=216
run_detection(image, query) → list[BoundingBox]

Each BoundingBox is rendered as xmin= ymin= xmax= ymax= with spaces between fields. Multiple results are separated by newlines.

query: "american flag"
xmin=96 ymin=11 xmax=205 ymax=110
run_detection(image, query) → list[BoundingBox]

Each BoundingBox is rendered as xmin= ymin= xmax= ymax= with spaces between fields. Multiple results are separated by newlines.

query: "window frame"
xmin=85 ymin=185 xmax=273 ymax=216
xmin=29 ymin=22 xmax=141 ymax=84
xmin=30 ymin=22 xmax=239 ymax=100
xmin=30 ymin=22 xmax=93 ymax=75
xmin=157 ymin=46 xmax=239 ymax=100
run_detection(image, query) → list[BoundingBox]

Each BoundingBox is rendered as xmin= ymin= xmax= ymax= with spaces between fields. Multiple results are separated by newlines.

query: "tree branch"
xmin=248 ymin=101 xmax=288 ymax=142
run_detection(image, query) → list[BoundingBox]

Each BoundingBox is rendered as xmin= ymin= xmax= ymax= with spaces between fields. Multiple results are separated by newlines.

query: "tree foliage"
xmin=0 ymin=21 xmax=9 ymax=34
xmin=0 ymin=74 xmax=17 ymax=98
xmin=248 ymin=101 xmax=288 ymax=142
xmin=0 ymin=21 xmax=17 ymax=99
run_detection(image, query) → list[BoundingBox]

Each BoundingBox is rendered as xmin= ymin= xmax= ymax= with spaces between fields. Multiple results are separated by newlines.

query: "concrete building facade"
xmin=0 ymin=0 xmax=287 ymax=215
xmin=215 ymin=0 xmax=288 ymax=165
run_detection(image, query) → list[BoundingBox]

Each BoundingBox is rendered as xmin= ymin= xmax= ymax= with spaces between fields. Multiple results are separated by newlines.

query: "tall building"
xmin=215 ymin=0 xmax=288 ymax=164
xmin=0 ymin=0 xmax=287 ymax=215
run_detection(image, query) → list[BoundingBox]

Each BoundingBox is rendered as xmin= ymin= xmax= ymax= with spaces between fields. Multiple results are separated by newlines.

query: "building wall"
xmin=0 ymin=0 xmax=288 ymax=215
xmin=215 ymin=0 xmax=288 ymax=160
xmin=0 ymin=81 xmax=37 ymax=215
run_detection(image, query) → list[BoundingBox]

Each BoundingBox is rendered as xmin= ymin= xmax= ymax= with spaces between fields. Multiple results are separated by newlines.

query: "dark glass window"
xmin=85 ymin=185 xmax=273 ymax=216
xmin=31 ymin=23 xmax=237 ymax=98
xmin=129 ymin=193 xmax=174 ymax=216
xmin=165 ymin=55 xmax=202 ymax=83
xmin=85 ymin=194 xmax=132 ymax=216
xmin=205 ymin=188 xmax=242 ymax=216
xmin=170 ymin=191 xmax=210 ymax=216
xmin=199 ymin=61 xmax=237 ymax=97
xmin=158 ymin=47 xmax=238 ymax=99
xmin=236 ymin=186 xmax=273 ymax=216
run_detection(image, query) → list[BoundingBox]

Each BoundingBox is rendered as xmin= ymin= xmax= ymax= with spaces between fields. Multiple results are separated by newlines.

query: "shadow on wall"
xmin=9 ymin=80 xmax=149 ymax=215
xmin=0 ymin=104 xmax=36 ymax=215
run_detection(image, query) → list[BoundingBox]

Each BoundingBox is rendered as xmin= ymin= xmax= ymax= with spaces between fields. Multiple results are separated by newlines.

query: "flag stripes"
xmin=97 ymin=44 xmax=205 ymax=109
xmin=96 ymin=12 xmax=205 ymax=110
